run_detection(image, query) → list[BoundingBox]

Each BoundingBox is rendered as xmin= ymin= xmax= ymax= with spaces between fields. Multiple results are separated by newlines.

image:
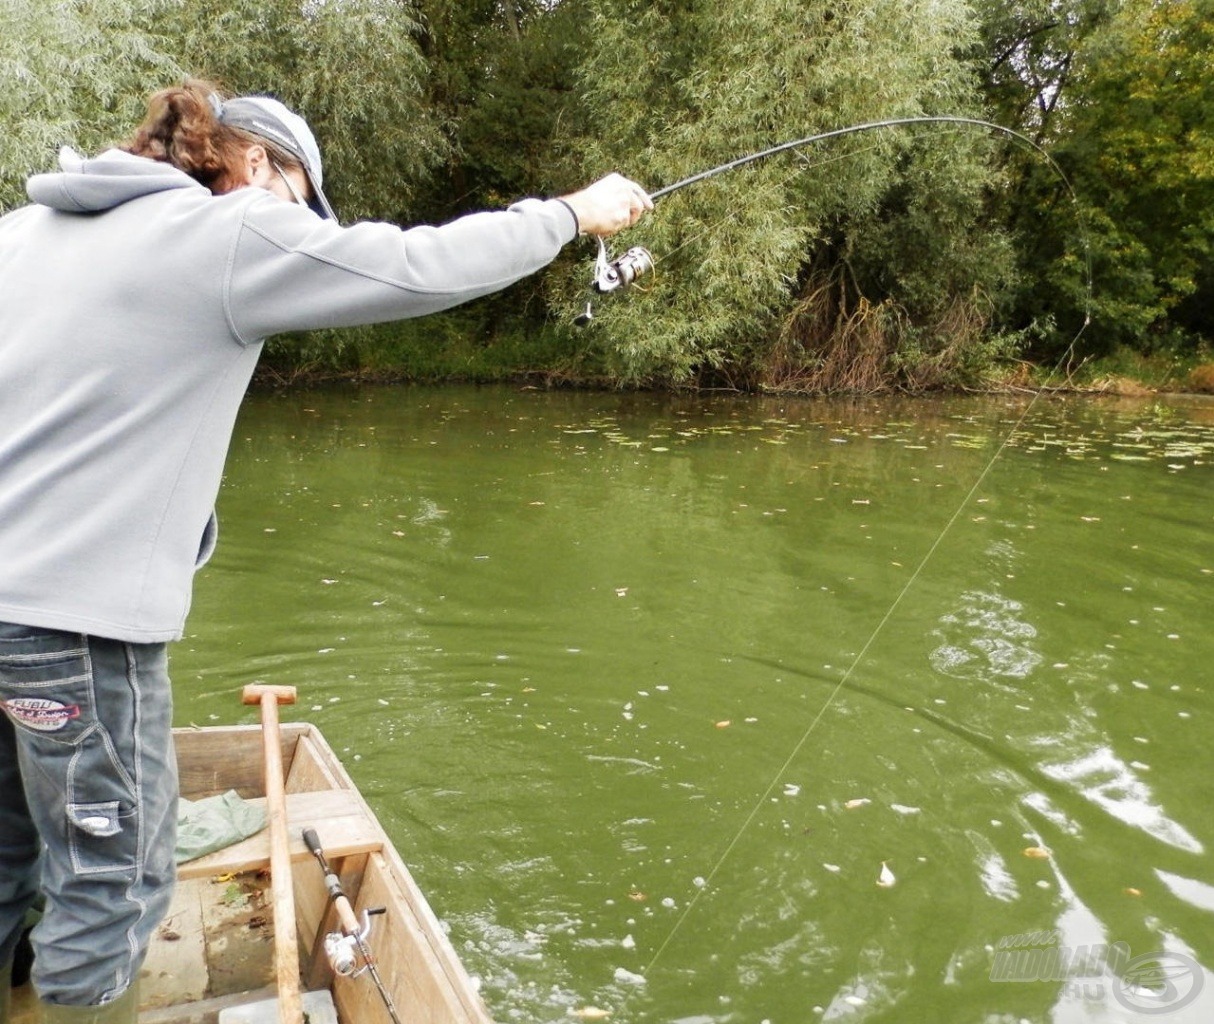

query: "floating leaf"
xmin=1023 ymin=846 xmax=1051 ymax=859
xmin=715 ymin=720 xmax=731 ymax=729
xmin=1124 ymin=887 xmax=1143 ymax=897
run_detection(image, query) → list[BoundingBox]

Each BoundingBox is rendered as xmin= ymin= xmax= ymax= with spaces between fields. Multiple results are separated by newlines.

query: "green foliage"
xmin=409 ymin=0 xmax=592 ymax=220
xmin=968 ymin=0 xmax=1116 ymax=135
xmin=559 ymin=0 xmax=1017 ymax=389
xmin=145 ymin=0 xmax=444 ymax=223
xmin=983 ymin=0 xmax=1214 ymax=359
xmin=1061 ymin=0 xmax=1214 ymax=352
xmin=4 ymin=0 xmax=1209 ymax=389
xmin=0 ymin=0 xmax=182 ymax=210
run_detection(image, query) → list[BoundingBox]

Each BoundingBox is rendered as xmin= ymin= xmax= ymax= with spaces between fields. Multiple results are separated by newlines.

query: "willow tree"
xmin=0 ymin=0 xmax=181 ymax=211
xmin=560 ymin=0 xmax=1016 ymax=390
xmin=408 ymin=0 xmax=592 ymax=221
xmin=145 ymin=0 xmax=443 ymax=225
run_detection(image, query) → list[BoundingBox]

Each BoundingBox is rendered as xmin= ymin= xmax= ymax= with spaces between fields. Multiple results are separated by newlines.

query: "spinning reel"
xmin=574 ymin=235 xmax=654 ymax=326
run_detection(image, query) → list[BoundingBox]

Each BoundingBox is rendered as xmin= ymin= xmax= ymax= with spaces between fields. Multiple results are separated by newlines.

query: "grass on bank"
xmin=258 ymin=313 xmax=1214 ymax=397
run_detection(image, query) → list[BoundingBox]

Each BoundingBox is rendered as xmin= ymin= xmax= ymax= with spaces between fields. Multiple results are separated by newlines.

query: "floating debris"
xmin=877 ymin=862 xmax=896 ymax=888
xmin=844 ymin=798 xmax=871 ymax=810
xmin=570 ymin=1008 xmax=611 ymax=1020
xmin=613 ymin=968 xmax=646 ymax=986
xmin=1023 ymin=846 xmax=1051 ymax=859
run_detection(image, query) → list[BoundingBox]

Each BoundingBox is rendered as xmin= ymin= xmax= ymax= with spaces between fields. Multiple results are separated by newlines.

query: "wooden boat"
xmin=11 ymin=723 xmax=495 ymax=1024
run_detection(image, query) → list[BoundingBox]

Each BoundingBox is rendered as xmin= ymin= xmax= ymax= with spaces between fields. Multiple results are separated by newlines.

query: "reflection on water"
xmin=177 ymin=388 xmax=1214 ymax=1023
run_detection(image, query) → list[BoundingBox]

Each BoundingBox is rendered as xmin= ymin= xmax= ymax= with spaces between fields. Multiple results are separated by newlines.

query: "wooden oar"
xmin=243 ymin=684 xmax=303 ymax=1024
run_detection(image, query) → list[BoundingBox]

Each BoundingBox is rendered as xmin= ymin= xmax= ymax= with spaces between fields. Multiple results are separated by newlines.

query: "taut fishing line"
xmin=589 ymin=114 xmax=1093 ymax=1009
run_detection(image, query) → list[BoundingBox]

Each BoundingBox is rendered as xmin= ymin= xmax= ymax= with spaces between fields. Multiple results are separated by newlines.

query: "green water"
xmin=176 ymin=386 xmax=1214 ymax=1024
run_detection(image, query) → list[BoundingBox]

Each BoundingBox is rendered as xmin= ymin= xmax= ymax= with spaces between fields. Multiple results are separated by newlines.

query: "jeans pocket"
xmin=0 ymin=635 xmax=94 ymax=747
xmin=0 ymin=630 xmax=140 ymax=877
xmin=60 ymin=725 xmax=139 ymax=876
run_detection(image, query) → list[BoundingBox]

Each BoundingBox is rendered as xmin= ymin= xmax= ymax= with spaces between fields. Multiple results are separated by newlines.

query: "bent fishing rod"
xmin=575 ymin=114 xmax=1088 ymax=324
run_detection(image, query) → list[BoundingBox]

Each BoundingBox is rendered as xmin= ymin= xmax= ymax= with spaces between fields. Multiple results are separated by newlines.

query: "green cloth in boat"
xmin=175 ymin=790 xmax=266 ymax=863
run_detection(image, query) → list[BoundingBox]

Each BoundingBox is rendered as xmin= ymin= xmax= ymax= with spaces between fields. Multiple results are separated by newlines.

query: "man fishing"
xmin=0 ymin=77 xmax=650 ymax=1024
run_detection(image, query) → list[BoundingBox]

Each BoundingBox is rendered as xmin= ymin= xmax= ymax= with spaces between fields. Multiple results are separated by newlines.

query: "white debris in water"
xmin=621 ymin=934 xmax=635 ymax=949
xmin=692 ymin=876 xmax=707 ymax=888
xmin=613 ymin=968 xmax=646 ymax=986
xmin=783 ymin=783 xmax=801 ymax=797
xmin=890 ymin=803 xmax=921 ymax=815
xmin=823 ymin=863 xmax=841 ymax=873
xmin=660 ymin=897 xmax=676 ymax=909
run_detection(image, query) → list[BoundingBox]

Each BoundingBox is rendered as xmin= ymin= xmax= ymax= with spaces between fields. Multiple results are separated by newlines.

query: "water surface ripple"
xmin=177 ymin=387 xmax=1214 ymax=1023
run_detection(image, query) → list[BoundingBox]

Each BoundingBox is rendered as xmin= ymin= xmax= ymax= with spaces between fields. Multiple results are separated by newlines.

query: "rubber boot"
xmin=39 ymin=983 xmax=139 ymax=1024
xmin=1 ymin=960 xmax=12 ymax=1024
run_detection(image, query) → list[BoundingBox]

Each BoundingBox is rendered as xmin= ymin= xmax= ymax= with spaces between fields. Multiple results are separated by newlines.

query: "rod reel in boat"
xmin=321 ymin=907 xmax=386 ymax=977
xmin=574 ymin=235 xmax=654 ymax=325
xmin=303 ymin=827 xmax=404 ymax=1024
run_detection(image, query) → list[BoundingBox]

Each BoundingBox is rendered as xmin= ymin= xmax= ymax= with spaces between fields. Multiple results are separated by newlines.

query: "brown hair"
xmin=123 ymin=78 xmax=303 ymax=194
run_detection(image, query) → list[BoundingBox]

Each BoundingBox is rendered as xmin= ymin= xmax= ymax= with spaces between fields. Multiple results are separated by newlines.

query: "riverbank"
xmin=253 ymin=340 xmax=1214 ymax=397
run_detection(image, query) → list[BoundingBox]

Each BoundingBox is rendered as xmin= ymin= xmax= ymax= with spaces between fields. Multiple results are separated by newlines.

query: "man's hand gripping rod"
xmin=302 ymin=827 xmax=404 ymax=1024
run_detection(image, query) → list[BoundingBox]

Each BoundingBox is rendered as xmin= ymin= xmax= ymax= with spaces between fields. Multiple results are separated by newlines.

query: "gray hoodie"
xmin=0 ymin=147 xmax=577 ymax=642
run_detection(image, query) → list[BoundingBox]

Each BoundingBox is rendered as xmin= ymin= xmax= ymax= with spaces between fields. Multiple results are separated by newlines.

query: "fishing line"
xmin=582 ymin=114 xmax=1093 ymax=334
xmin=639 ymin=347 xmax=1079 ymax=979
xmin=594 ymin=115 xmax=1094 ymax=996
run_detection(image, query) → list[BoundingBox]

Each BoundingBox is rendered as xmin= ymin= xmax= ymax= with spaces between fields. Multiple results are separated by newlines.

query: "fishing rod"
xmin=576 ymin=114 xmax=1087 ymax=324
xmin=302 ymin=827 xmax=404 ymax=1024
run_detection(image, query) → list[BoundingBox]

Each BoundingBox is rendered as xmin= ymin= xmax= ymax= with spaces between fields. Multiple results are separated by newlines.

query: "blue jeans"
xmin=0 ymin=622 xmax=177 ymax=1006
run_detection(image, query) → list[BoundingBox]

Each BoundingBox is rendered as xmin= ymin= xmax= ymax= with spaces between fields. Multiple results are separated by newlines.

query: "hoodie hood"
xmin=26 ymin=147 xmax=205 ymax=213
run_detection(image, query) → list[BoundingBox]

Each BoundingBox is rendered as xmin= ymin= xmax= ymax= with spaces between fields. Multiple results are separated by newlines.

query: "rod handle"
xmin=302 ymin=827 xmax=324 ymax=861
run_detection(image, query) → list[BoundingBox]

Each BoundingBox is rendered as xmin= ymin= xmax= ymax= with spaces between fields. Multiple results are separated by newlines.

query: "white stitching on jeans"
xmin=122 ymin=642 xmax=145 ymax=992
xmin=0 ymin=648 xmax=89 ymax=664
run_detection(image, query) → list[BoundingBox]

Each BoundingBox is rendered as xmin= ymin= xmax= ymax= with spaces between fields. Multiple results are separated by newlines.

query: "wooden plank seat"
xmin=178 ymin=789 xmax=384 ymax=880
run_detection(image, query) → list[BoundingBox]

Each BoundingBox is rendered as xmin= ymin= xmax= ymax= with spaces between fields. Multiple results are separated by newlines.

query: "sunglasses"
xmin=271 ymin=159 xmax=308 ymax=208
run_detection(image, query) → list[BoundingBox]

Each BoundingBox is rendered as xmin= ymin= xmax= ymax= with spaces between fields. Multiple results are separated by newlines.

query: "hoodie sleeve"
xmin=225 ymin=195 xmax=578 ymax=344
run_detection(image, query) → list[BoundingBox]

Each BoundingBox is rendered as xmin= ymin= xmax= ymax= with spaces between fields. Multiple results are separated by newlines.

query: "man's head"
xmin=124 ymin=79 xmax=337 ymax=221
